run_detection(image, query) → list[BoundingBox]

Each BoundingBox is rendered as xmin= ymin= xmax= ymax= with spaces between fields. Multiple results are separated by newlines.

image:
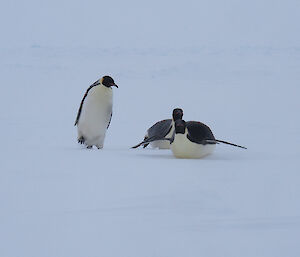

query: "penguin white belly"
xmin=150 ymin=124 xmax=174 ymax=149
xmin=77 ymin=86 xmax=112 ymax=147
xmin=171 ymin=134 xmax=216 ymax=159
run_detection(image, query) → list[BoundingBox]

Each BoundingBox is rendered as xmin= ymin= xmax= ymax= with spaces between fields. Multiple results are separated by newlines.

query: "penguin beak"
xmin=111 ymin=83 xmax=118 ymax=88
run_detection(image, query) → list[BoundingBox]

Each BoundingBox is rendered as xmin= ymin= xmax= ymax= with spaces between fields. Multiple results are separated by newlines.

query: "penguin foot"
xmin=78 ymin=136 xmax=85 ymax=144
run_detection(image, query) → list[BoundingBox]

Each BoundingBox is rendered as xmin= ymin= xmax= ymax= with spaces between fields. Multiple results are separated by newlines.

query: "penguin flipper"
xmin=131 ymin=135 xmax=150 ymax=149
xmin=142 ymin=136 xmax=149 ymax=148
xmin=131 ymin=136 xmax=172 ymax=149
xmin=131 ymin=136 xmax=157 ymax=149
xmin=74 ymin=83 xmax=99 ymax=126
xmin=205 ymin=139 xmax=247 ymax=149
xmin=107 ymin=112 xmax=112 ymax=129
xmin=131 ymin=141 xmax=146 ymax=149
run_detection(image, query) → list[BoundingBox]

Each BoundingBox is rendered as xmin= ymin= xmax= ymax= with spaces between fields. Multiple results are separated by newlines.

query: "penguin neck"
xmin=88 ymin=85 xmax=113 ymax=106
xmin=175 ymin=130 xmax=188 ymax=137
xmin=96 ymin=84 xmax=113 ymax=96
xmin=171 ymin=130 xmax=190 ymax=158
xmin=100 ymin=84 xmax=112 ymax=91
xmin=173 ymin=130 xmax=188 ymax=144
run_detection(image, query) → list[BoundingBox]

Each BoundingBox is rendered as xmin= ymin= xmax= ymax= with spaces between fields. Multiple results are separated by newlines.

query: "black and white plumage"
xmin=133 ymin=108 xmax=246 ymax=158
xmin=74 ymin=76 xmax=118 ymax=149
xmin=132 ymin=108 xmax=183 ymax=149
xmin=170 ymin=119 xmax=217 ymax=158
xmin=170 ymin=119 xmax=247 ymax=158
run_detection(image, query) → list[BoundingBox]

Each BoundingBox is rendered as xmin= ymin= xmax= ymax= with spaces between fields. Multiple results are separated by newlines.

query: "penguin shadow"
xmin=134 ymin=148 xmax=175 ymax=160
xmin=204 ymin=151 xmax=245 ymax=161
xmin=135 ymin=148 xmax=245 ymax=161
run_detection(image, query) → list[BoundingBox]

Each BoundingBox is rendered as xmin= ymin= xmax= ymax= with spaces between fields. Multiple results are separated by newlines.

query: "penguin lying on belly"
xmin=170 ymin=119 xmax=246 ymax=158
xmin=132 ymin=108 xmax=183 ymax=149
xmin=132 ymin=108 xmax=246 ymax=158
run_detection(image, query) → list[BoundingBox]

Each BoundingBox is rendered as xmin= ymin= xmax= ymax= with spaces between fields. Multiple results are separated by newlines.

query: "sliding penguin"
xmin=132 ymin=108 xmax=183 ymax=149
xmin=74 ymin=76 xmax=118 ymax=149
xmin=132 ymin=108 xmax=246 ymax=158
xmin=170 ymin=119 xmax=247 ymax=158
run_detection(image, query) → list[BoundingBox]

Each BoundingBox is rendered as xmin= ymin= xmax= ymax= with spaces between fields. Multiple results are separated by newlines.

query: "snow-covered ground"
xmin=1 ymin=0 xmax=300 ymax=256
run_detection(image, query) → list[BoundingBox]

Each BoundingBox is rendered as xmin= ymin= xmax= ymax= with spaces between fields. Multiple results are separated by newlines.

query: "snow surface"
xmin=1 ymin=0 xmax=300 ymax=256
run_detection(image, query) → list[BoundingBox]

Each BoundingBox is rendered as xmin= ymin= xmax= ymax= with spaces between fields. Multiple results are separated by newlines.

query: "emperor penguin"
xmin=132 ymin=108 xmax=183 ymax=149
xmin=132 ymin=108 xmax=246 ymax=158
xmin=74 ymin=75 xmax=118 ymax=149
xmin=170 ymin=119 xmax=247 ymax=159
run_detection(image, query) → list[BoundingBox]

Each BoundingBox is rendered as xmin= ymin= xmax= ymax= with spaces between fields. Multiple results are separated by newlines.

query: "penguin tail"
xmin=205 ymin=139 xmax=247 ymax=149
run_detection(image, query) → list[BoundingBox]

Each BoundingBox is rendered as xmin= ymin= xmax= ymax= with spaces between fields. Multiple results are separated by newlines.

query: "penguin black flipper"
xmin=185 ymin=121 xmax=246 ymax=149
xmin=132 ymin=119 xmax=173 ymax=149
xmin=131 ymin=134 xmax=173 ymax=149
xmin=131 ymin=141 xmax=146 ymax=149
xmin=185 ymin=121 xmax=216 ymax=144
xmin=107 ymin=112 xmax=113 ymax=129
xmin=205 ymin=139 xmax=247 ymax=149
xmin=74 ymin=81 xmax=99 ymax=126
xmin=142 ymin=136 xmax=149 ymax=148
xmin=131 ymin=135 xmax=165 ymax=149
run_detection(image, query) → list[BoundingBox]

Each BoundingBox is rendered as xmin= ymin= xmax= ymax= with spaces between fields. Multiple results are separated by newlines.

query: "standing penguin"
xmin=132 ymin=108 xmax=183 ymax=149
xmin=74 ymin=76 xmax=118 ymax=149
xmin=170 ymin=119 xmax=247 ymax=158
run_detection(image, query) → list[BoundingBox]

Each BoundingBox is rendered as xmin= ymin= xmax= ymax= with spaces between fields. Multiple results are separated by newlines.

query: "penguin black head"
xmin=172 ymin=108 xmax=183 ymax=121
xmin=175 ymin=119 xmax=186 ymax=134
xmin=102 ymin=76 xmax=118 ymax=88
